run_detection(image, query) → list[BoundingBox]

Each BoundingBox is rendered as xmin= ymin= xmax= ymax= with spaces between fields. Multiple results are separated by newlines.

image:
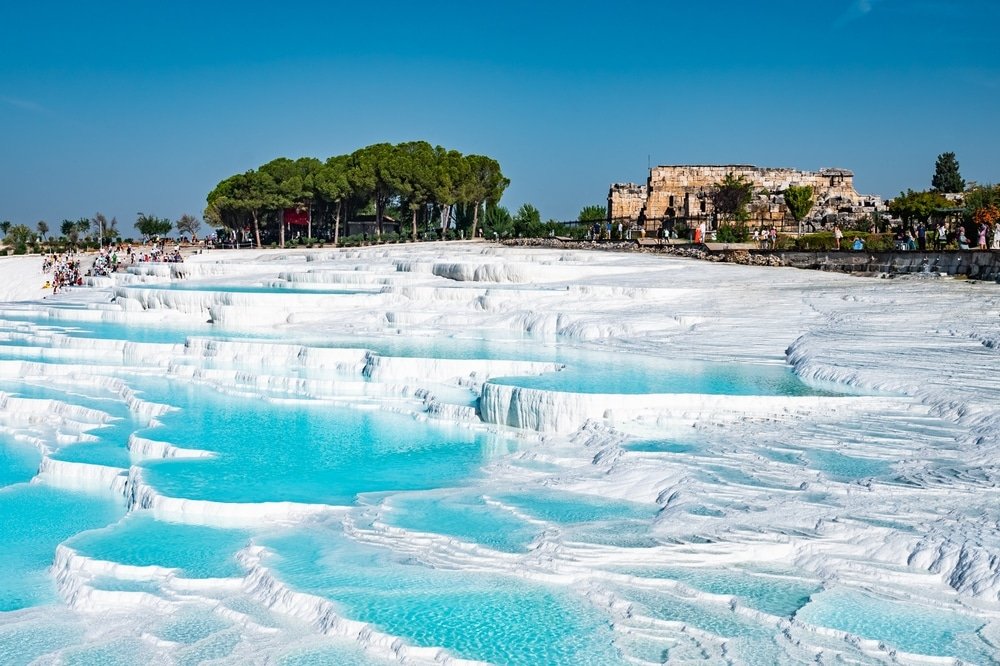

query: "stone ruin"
xmin=608 ymin=165 xmax=884 ymax=233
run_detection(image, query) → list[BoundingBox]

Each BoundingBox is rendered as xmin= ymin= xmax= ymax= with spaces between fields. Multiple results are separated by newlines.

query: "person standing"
xmin=978 ymin=223 xmax=989 ymax=250
xmin=833 ymin=224 xmax=843 ymax=250
xmin=917 ymin=223 xmax=926 ymax=251
xmin=936 ymin=222 xmax=948 ymax=250
xmin=992 ymin=224 xmax=1000 ymax=250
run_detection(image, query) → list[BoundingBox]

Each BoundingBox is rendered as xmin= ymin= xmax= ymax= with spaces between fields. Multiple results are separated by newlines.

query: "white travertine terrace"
xmin=2 ymin=243 xmax=999 ymax=664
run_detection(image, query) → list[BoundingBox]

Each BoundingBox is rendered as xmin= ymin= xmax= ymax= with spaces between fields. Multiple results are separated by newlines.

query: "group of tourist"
xmin=752 ymin=227 xmax=779 ymax=249
xmin=829 ymin=222 xmax=1000 ymax=252
xmin=587 ymin=221 xmax=639 ymax=241
xmin=41 ymin=243 xmax=184 ymax=294
xmin=41 ymin=252 xmax=84 ymax=294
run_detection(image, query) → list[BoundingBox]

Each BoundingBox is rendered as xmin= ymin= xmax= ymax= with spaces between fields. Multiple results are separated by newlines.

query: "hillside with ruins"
xmin=609 ymin=165 xmax=883 ymax=233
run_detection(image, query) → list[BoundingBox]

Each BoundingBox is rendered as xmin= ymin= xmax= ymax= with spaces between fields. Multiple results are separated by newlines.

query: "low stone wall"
xmin=764 ymin=250 xmax=1000 ymax=281
xmin=501 ymin=238 xmax=1000 ymax=281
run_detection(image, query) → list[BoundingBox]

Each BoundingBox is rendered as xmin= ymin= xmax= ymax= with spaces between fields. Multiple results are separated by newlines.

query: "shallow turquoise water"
xmin=156 ymin=609 xmax=232 ymax=644
xmin=60 ymin=639 xmax=162 ymax=666
xmin=0 ymin=291 xmax=978 ymax=664
xmin=0 ymin=620 xmax=86 ymax=666
xmin=0 ymin=435 xmax=40 ymax=488
xmin=806 ymin=449 xmax=891 ymax=481
xmin=624 ymin=438 xmax=699 ymax=454
xmin=0 ymin=380 xmax=141 ymax=469
xmin=263 ymin=530 xmax=621 ymax=665
xmin=0 ymin=484 xmax=124 ymax=611
xmin=278 ymin=645 xmax=387 ymax=666
xmin=67 ymin=513 xmax=249 ymax=579
xmin=383 ymin=493 xmax=540 ymax=552
xmin=795 ymin=588 xmax=992 ymax=662
xmin=135 ymin=378 xmax=515 ymax=505
xmin=618 ymin=566 xmax=820 ymax=617
xmin=618 ymin=583 xmax=786 ymax=664
xmin=493 ymin=356 xmax=825 ymax=396
xmin=497 ymin=490 xmax=659 ymax=524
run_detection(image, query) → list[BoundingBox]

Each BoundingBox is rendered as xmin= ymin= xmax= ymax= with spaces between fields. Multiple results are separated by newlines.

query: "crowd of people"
xmin=830 ymin=221 xmax=1000 ymax=252
xmin=41 ymin=242 xmax=184 ymax=294
xmin=41 ymin=252 xmax=84 ymax=294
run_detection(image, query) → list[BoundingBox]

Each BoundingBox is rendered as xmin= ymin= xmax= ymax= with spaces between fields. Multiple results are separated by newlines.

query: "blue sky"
xmin=1 ymin=0 xmax=997 ymax=232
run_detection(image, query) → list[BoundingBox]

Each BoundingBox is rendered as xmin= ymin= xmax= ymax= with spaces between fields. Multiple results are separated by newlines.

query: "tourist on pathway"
xmin=936 ymin=222 xmax=948 ymax=250
xmin=978 ymin=223 xmax=989 ymax=250
xmin=958 ymin=228 xmax=971 ymax=250
xmin=993 ymin=224 xmax=1000 ymax=250
xmin=852 ymin=237 xmax=865 ymax=251
xmin=833 ymin=224 xmax=843 ymax=250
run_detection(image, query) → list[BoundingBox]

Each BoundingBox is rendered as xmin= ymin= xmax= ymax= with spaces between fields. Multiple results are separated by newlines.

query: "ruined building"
xmin=608 ymin=165 xmax=884 ymax=233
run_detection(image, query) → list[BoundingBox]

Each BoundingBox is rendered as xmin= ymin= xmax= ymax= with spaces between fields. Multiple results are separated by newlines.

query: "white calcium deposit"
xmin=1 ymin=243 xmax=999 ymax=664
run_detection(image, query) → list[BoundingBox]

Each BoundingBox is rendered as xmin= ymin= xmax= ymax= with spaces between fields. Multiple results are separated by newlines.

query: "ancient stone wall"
xmin=607 ymin=183 xmax=647 ymax=222
xmin=609 ymin=165 xmax=883 ymax=231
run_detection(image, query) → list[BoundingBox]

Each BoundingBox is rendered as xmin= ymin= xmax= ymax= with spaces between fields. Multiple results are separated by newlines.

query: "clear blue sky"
xmin=1 ymin=0 xmax=997 ymax=232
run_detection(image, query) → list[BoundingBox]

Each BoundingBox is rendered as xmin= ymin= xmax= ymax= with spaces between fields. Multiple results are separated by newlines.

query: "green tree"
xmin=36 ymin=220 xmax=49 ymax=240
xmin=512 ymin=203 xmax=542 ymax=237
xmin=7 ymin=224 xmax=33 ymax=253
xmin=578 ymin=205 xmax=606 ymax=223
xmin=92 ymin=212 xmax=107 ymax=244
xmin=431 ymin=147 xmax=468 ymax=234
xmin=214 ymin=170 xmax=280 ymax=248
xmin=888 ymin=189 xmax=950 ymax=224
xmin=963 ymin=184 xmax=1000 ymax=225
xmin=0 ymin=221 xmax=11 ymax=237
xmin=75 ymin=218 xmax=92 ymax=241
xmin=91 ymin=212 xmax=118 ymax=245
xmin=60 ymin=219 xmax=78 ymax=243
xmin=261 ymin=156 xmax=322 ymax=247
xmin=391 ymin=141 xmax=436 ymax=241
xmin=348 ymin=143 xmax=397 ymax=238
xmin=711 ymin=173 xmax=754 ymax=223
xmin=461 ymin=154 xmax=509 ymax=239
xmin=135 ymin=212 xmax=173 ymax=241
xmin=314 ymin=155 xmax=351 ymax=244
xmin=176 ymin=213 xmax=201 ymax=241
xmin=483 ymin=204 xmax=513 ymax=238
xmin=931 ymin=152 xmax=965 ymax=193
xmin=783 ymin=185 xmax=814 ymax=232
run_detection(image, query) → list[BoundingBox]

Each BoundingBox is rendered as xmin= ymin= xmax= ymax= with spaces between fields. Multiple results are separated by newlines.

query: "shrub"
xmin=716 ymin=222 xmax=749 ymax=243
xmin=777 ymin=232 xmax=894 ymax=251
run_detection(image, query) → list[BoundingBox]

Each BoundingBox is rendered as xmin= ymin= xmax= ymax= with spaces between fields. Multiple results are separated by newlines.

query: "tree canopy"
xmin=135 ymin=212 xmax=173 ymax=240
xmin=931 ymin=152 xmax=965 ymax=193
xmin=175 ymin=213 xmax=201 ymax=240
xmin=888 ymin=189 xmax=950 ymax=224
xmin=964 ymin=184 xmax=1000 ymax=226
xmin=783 ymin=185 xmax=814 ymax=224
xmin=711 ymin=173 xmax=754 ymax=222
xmin=206 ymin=142 xmax=508 ymax=247
xmin=578 ymin=205 xmax=606 ymax=223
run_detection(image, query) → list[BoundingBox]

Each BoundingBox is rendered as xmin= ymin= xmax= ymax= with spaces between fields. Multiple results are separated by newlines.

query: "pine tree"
xmin=931 ymin=152 xmax=965 ymax=193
